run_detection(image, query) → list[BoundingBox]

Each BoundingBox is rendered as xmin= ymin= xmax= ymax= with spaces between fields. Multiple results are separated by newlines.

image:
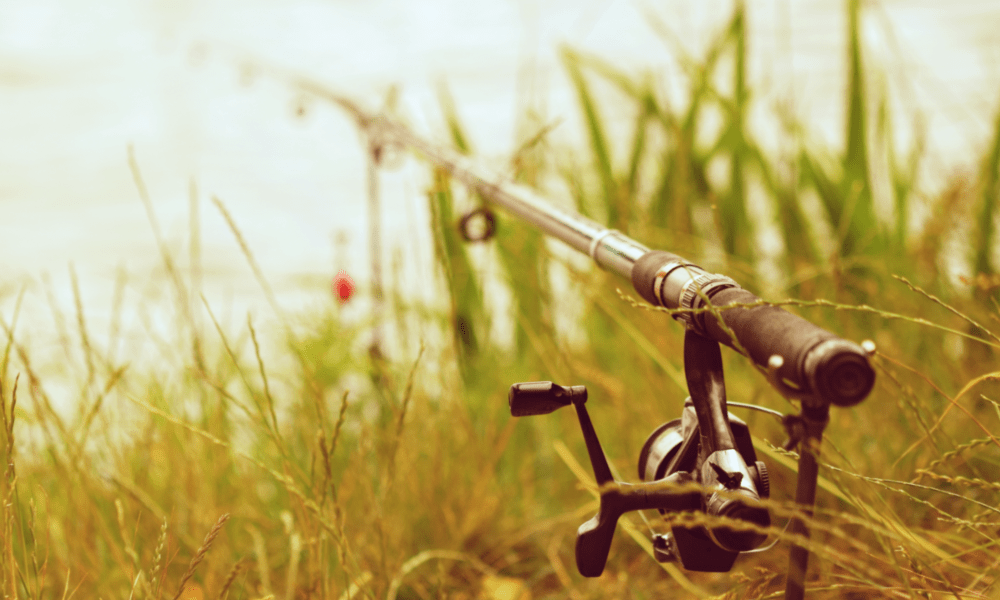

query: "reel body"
xmin=639 ymin=402 xmax=770 ymax=571
xmin=508 ymin=330 xmax=773 ymax=577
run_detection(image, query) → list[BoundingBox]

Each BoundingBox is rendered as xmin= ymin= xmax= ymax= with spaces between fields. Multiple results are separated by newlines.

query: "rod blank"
xmin=317 ymin=89 xmax=875 ymax=407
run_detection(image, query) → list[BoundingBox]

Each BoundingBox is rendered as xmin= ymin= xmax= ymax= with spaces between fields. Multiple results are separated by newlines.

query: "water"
xmin=2 ymin=0 xmax=999 ymax=373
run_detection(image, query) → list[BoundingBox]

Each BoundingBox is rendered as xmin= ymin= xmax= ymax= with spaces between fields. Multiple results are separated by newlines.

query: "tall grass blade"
xmin=877 ymin=89 xmax=925 ymax=252
xmin=645 ymin=12 xmax=735 ymax=241
xmin=973 ymin=94 xmax=1000 ymax=294
xmin=749 ymin=143 xmax=822 ymax=288
xmin=561 ymin=49 xmax=657 ymax=232
xmin=494 ymin=115 xmax=554 ymax=359
xmin=171 ymin=514 xmax=231 ymax=600
xmin=189 ymin=179 xmax=205 ymax=371
xmin=129 ymin=147 xmax=200 ymax=336
xmin=623 ymin=89 xmax=653 ymax=222
xmin=211 ymin=196 xmax=285 ymax=324
xmin=426 ymin=169 xmax=485 ymax=380
xmin=839 ymin=0 xmax=882 ymax=260
xmin=1 ymin=284 xmax=26 ymax=384
xmin=713 ymin=2 xmax=756 ymax=268
xmin=494 ymin=215 xmax=551 ymax=359
xmin=426 ymin=91 xmax=492 ymax=385
xmin=437 ymin=83 xmax=472 ymax=154
xmin=561 ymin=47 xmax=619 ymax=229
xmin=68 ymin=264 xmax=95 ymax=388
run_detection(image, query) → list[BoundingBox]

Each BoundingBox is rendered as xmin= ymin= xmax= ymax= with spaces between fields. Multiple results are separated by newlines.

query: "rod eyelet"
xmin=458 ymin=207 xmax=497 ymax=242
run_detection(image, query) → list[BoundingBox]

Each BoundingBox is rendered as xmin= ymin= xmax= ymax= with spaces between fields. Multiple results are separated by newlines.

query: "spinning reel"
xmin=510 ymin=330 xmax=775 ymax=575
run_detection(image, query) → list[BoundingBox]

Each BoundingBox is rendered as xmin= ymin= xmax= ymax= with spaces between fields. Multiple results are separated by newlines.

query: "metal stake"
xmin=785 ymin=403 xmax=829 ymax=600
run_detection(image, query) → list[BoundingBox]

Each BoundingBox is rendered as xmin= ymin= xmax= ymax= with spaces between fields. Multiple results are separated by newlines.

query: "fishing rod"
xmin=305 ymin=80 xmax=877 ymax=599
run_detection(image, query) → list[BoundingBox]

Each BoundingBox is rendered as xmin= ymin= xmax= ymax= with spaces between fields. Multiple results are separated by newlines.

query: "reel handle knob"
xmin=508 ymin=381 xmax=586 ymax=416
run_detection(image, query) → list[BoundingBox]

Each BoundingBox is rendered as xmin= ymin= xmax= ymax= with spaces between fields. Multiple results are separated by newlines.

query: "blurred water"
xmin=1 ymin=0 xmax=999 ymax=364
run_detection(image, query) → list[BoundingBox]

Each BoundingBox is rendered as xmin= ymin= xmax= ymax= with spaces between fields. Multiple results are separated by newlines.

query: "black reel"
xmin=508 ymin=330 xmax=773 ymax=577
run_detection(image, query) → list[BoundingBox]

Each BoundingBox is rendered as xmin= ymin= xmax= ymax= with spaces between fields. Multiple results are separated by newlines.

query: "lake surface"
xmin=2 ymin=0 xmax=999 ymax=370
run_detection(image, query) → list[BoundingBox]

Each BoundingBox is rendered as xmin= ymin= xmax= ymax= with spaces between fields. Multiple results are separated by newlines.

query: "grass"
xmin=2 ymin=1 xmax=1000 ymax=598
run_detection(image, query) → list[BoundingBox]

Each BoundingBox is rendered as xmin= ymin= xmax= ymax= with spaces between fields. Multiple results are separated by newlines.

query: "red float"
xmin=332 ymin=270 xmax=355 ymax=303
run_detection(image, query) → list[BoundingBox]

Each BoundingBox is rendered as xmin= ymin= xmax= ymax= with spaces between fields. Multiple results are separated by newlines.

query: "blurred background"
xmin=3 ymin=0 xmax=1000 ymax=357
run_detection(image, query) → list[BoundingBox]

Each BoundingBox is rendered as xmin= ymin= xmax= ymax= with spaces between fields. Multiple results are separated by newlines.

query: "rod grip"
xmin=631 ymin=251 xmax=874 ymax=407
xmin=703 ymin=288 xmax=873 ymax=406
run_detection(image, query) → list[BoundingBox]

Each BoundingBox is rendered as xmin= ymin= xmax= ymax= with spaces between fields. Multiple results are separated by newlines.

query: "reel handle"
xmin=509 ymin=381 xmax=700 ymax=577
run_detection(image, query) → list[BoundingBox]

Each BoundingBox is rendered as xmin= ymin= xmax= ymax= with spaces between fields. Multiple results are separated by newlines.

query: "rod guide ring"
xmin=588 ymin=229 xmax=621 ymax=263
xmin=458 ymin=207 xmax=497 ymax=242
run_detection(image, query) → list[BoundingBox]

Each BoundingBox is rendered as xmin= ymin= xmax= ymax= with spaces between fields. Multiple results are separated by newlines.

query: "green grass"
xmin=2 ymin=1 xmax=1000 ymax=598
